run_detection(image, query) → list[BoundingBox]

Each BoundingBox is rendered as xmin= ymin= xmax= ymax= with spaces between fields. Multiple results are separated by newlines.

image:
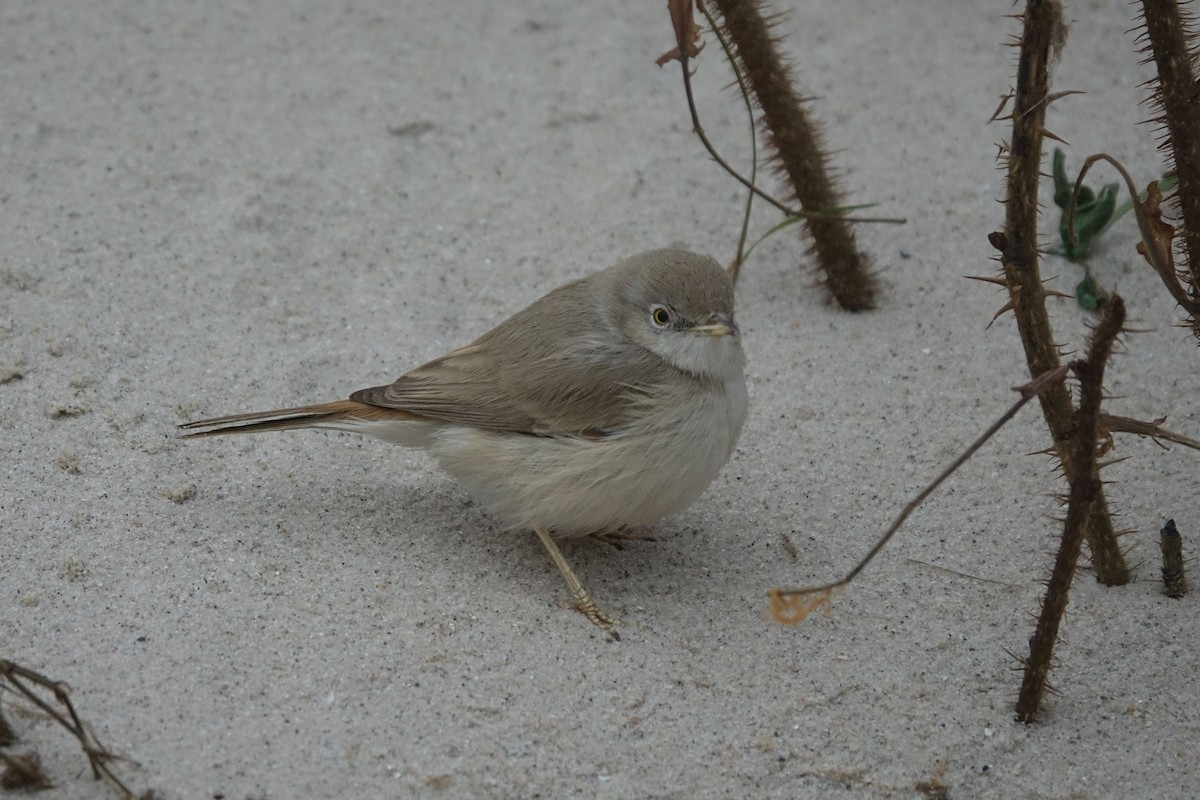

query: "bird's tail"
xmin=179 ymin=400 xmax=419 ymax=438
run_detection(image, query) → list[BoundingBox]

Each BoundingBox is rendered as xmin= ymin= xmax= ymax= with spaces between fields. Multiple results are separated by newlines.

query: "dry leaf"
xmin=656 ymin=0 xmax=705 ymax=67
xmin=1135 ymin=180 xmax=1176 ymax=273
xmin=768 ymin=587 xmax=835 ymax=625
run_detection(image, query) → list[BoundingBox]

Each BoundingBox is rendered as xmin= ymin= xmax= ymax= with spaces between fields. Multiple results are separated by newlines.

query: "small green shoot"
xmin=1053 ymin=148 xmax=1118 ymax=262
xmin=1074 ymin=267 xmax=1109 ymax=312
xmin=740 ymin=203 xmax=879 ymax=263
xmin=1053 ymin=148 xmax=1179 ymax=263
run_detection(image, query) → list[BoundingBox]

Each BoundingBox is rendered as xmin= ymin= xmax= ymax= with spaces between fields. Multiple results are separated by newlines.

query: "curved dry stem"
xmin=772 ymin=367 xmax=1069 ymax=604
xmin=1072 ymin=152 xmax=1196 ymax=312
xmin=698 ymin=3 xmax=757 ymax=277
xmin=997 ymin=0 xmax=1128 ymax=585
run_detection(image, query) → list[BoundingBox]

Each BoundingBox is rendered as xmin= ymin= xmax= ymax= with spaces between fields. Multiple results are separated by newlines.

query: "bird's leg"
xmin=533 ymin=528 xmax=620 ymax=637
xmin=590 ymin=527 xmax=657 ymax=550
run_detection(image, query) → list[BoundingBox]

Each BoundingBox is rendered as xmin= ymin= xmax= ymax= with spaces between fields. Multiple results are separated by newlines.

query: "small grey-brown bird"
xmin=181 ymin=248 xmax=748 ymax=634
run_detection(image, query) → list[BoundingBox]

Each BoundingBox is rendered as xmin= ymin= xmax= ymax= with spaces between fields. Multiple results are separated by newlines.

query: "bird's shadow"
xmin=275 ymin=470 xmax=721 ymax=626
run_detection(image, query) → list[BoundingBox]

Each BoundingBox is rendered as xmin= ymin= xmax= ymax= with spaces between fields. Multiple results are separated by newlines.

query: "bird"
xmin=180 ymin=248 xmax=748 ymax=635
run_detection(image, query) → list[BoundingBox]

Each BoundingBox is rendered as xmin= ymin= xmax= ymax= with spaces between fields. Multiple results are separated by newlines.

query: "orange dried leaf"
xmin=768 ymin=587 xmax=835 ymax=625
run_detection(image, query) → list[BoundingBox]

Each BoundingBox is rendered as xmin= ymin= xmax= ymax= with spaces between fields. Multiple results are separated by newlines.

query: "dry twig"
xmin=769 ymin=366 xmax=1069 ymax=623
xmin=0 ymin=659 xmax=139 ymax=799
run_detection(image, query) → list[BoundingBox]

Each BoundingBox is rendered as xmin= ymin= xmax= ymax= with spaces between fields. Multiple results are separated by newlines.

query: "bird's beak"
xmin=690 ymin=313 xmax=738 ymax=337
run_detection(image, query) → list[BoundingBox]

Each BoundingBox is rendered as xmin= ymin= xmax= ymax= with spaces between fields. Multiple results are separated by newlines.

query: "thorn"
xmin=1041 ymin=128 xmax=1068 ymax=144
xmin=1097 ymin=456 xmax=1132 ymax=469
xmin=1046 ymin=89 xmax=1086 ymax=104
xmin=988 ymin=94 xmax=1014 ymax=123
xmin=966 ymin=274 xmax=1010 ymax=288
xmin=988 ymin=300 xmax=1016 ymax=328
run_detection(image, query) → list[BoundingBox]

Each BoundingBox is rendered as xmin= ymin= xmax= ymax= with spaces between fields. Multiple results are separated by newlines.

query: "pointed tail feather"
xmin=178 ymin=400 xmax=417 ymax=437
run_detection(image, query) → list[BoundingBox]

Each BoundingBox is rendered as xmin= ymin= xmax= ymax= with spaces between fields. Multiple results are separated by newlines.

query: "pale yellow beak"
xmin=690 ymin=313 xmax=738 ymax=337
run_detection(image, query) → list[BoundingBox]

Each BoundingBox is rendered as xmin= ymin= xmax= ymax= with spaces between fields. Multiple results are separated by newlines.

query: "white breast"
xmin=428 ymin=375 xmax=748 ymax=536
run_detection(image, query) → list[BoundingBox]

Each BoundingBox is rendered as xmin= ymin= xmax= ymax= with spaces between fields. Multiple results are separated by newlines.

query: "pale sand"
xmin=2 ymin=2 xmax=1197 ymax=797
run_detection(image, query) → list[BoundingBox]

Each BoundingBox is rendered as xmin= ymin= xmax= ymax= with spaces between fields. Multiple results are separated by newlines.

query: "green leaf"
xmin=1074 ymin=269 xmax=1109 ymax=312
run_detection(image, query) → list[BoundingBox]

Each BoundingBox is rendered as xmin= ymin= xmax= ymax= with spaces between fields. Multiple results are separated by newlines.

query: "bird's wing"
xmin=350 ymin=338 xmax=668 ymax=436
xmin=350 ymin=284 xmax=670 ymax=436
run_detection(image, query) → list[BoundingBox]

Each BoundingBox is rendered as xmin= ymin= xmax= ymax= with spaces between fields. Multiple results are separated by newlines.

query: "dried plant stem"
xmin=0 ymin=704 xmax=14 ymax=746
xmin=662 ymin=0 xmax=901 ymax=285
xmin=708 ymin=0 xmax=876 ymax=310
xmin=1 ymin=751 xmax=54 ymax=790
xmin=698 ymin=2 xmax=760 ymax=280
xmin=1016 ymin=296 xmax=1126 ymax=723
xmin=674 ymin=51 xmax=792 ymax=219
xmin=1139 ymin=0 xmax=1200 ymax=334
xmin=771 ymin=366 xmax=1069 ymax=612
xmin=1100 ymin=412 xmax=1200 ymax=450
xmin=1071 ymin=153 xmax=1198 ymax=314
xmin=0 ymin=659 xmax=137 ymax=799
xmin=1159 ymin=519 xmax=1188 ymax=598
xmin=998 ymin=0 xmax=1129 ymax=585
xmin=671 ymin=49 xmax=901 ymax=227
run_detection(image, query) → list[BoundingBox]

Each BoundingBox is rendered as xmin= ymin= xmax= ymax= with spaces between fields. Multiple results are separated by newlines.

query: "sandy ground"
xmin=2 ymin=1 xmax=1197 ymax=798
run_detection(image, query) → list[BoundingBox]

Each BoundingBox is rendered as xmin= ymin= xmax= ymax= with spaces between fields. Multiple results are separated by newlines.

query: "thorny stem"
xmin=1139 ymin=0 xmax=1200 ymax=335
xmin=669 ymin=6 xmax=904 ymax=228
xmin=1015 ymin=296 xmax=1126 ymax=723
xmin=677 ymin=45 xmax=791 ymax=217
xmin=708 ymin=0 xmax=877 ymax=309
xmin=674 ymin=46 xmax=899 ymax=228
xmin=997 ymin=0 xmax=1129 ymax=585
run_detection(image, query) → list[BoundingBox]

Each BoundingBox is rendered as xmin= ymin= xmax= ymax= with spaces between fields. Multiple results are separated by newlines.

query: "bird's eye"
xmin=650 ymin=305 xmax=672 ymax=328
